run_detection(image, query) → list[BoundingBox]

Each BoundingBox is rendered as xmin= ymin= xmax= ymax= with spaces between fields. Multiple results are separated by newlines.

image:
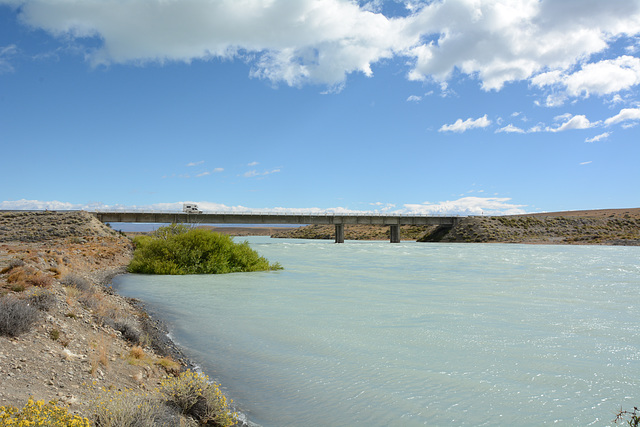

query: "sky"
xmin=1 ymin=0 xmax=639 ymax=216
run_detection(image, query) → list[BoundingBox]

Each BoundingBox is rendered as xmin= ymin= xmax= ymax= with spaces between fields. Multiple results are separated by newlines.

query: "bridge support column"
xmin=335 ymin=224 xmax=344 ymax=244
xmin=390 ymin=224 xmax=400 ymax=243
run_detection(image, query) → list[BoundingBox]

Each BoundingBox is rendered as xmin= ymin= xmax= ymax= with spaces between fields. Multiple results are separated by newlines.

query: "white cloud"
xmin=546 ymin=114 xmax=594 ymax=132
xmin=533 ymin=56 xmax=640 ymax=105
xmin=401 ymin=197 xmax=527 ymax=216
xmin=243 ymin=168 xmax=281 ymax=178
xmin=580 ymin=161 xmax=592 ymax=165
xmin=6 ymin=0 xmax=640 ymax=92
xmin=495 ymin=124 xmax=525 ymax=133
xmin=0 ymin=44 xmax=17 ymax=73
xmin=213 ymin=167 xmax=224 ymax=173
xmin=186 ymin=160 xmax=204 ymax=167
xmin=196 ymin=171 xmax=210 ymax=177
xmin=604 ymin=107 xmax=640 ymax=126
xmin=585 ymin=132 xmax=610 ymax=143
xmin=247 ymin=161 xmax=259 ymax=166
xmin=439 ymin=115 xmax=491 ymax=133
xmin=406 ymin=95 xmax=421 ymax=102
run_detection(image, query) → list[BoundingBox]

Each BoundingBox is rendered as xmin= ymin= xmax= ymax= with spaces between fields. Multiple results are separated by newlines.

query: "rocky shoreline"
xmin=0 ymin=211 xmax=243 ymax=425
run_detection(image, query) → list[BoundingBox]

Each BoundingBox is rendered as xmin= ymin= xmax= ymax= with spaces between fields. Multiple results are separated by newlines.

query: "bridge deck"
xmin=93 ymin=211 xmax=458 ymax=226
xmin=92 ymin=211 xmax=459 ymax=243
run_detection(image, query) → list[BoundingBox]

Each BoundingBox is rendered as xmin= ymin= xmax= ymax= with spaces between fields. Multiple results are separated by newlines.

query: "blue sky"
xmin=1 ymin=0 xmax=639 ymax=216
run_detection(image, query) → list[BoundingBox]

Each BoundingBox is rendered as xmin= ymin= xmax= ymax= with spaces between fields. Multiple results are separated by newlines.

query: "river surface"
xmin=112 ymin=238 xmax=640 ymax=426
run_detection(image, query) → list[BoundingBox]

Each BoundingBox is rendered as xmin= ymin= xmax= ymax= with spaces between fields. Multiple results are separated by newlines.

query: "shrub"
xmin=27 ymin=273 xmax=53 ymax=287
xmin=113 ymin=317 xmax=142 ymax=344
xmin=0 ymin=396 xmax=90 ymax=426
xmin=0 ymin=296 xmax=39 ymax=337
xmin=615 ymin=406 xmax=640 ymax=427
xmin=160 ymin=370 xmax=237 ymax=426
xmin=61 ymin=274 xmax=94 ymax=293
xmin=9 ymin=283 xmax=26 ymax=292
xmin=26 ymin=288 xmax=57 ymax=311
xmin=128 ymin=224 xmax=282 ymax=275
xmin=0 ymin=258 xmax=25 ymax=274
xmin=90 ymin=387 xmax=179 ymax=427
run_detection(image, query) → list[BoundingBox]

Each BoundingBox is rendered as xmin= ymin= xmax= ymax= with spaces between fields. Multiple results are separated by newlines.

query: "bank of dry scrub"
xmin=419 ymin=215 xmax=640 ymax=245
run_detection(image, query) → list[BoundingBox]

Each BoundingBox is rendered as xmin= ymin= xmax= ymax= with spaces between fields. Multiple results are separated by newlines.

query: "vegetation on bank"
xmin=0 ymin=397 xmax=90 ymax=426
xmin=128 ymin=224 xmax=282 ymax=274
xmin=0 ymin=370 xmax=237 ymax=427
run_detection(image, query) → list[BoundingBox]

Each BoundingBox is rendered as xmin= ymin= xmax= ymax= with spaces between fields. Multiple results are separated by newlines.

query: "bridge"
xmin=92 ymin=211 xmax=459 ymax=243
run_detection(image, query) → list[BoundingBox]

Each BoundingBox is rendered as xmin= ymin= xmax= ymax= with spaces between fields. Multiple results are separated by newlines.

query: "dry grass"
xmin=27 ymin=272 xmax=53 ymax=288
xmin=89 ymin=387 xmax=180 ymax=427
xmin=156 ymin=357 xmax=182 ymax=376
xmin=129 ymin=345 xmax=145 ymax=360
xmin=89 ymin=336 xmax=111 ymax=376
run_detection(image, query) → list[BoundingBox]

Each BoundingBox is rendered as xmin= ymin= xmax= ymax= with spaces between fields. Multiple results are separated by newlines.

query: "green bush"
xmin=128 ymin=224 xmax=282 ymax=275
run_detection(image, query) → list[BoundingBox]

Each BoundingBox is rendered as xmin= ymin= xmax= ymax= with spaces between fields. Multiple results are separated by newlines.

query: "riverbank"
xmin=0 ymin=211 xmax=233 ymax=424
xmin=271 ymin=208 xmax=640 ymax=245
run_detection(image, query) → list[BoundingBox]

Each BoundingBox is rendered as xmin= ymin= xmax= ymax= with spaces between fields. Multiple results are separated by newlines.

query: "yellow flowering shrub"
xmin=160 ymin=370 xmax=237 ymax=427
xmin=0 ymin=397 xmax=90 ymax=426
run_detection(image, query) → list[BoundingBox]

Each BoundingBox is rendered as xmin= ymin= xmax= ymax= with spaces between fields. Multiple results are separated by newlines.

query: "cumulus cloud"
xmin=406 ymin=95 xmax=422 ymax=102
xmin=439 ymin=115 xmax=491 ymax=133
xmin=1 ymin=197 xmax=527 ymax=216
xmin=585 ymin=132 xmax=610 ymax=143
xmin=401 ymin=197 xmax=527 ymax=216
xmin=495 ymin=124 xmax=525 ymax=133
xmin=532 ymin=56 xmax=640 ymax=105
xmin=604 ymin=107 xmax=640 ymax=126
xmin=4 ymin=0 xmax=639 ymax=92
xmin=546 ymin=114 xmax=594 ymax=132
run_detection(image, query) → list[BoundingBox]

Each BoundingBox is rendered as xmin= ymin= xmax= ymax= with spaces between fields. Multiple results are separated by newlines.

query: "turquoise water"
xmin=112 ymin=238 xmax=640 ymax=426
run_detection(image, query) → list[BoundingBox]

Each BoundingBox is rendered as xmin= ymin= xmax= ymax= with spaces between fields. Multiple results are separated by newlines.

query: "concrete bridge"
xmin=92 ymin=211 xmax=459 ymax=243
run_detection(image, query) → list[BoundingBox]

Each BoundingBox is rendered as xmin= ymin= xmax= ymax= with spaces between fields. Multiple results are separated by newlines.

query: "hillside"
xmin=0 ymin=211 xmax=206 ymax=424
xmin=419 ymin=214 xmax=640 ymax=245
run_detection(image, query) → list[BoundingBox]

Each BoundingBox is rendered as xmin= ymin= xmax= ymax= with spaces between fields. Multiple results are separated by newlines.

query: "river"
xmin=112 ymin=238 xmax=640 ymax=426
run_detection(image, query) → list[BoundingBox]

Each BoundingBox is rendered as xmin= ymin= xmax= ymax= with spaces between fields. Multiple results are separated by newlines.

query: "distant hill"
xmin=272 ymin=208 xmax=640 ymax=246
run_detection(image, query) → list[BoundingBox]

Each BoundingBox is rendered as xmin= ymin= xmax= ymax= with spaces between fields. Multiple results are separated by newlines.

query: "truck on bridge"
xmin=183 ymin=203 xmax=202 ymax=214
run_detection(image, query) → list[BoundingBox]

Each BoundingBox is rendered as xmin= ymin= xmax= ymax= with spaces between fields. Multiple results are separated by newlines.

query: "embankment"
xmin=0 ymin=211 xmax=196 ymax=421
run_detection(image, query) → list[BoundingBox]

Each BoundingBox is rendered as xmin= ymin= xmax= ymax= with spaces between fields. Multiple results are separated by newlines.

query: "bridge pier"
xmin=390 ymin=224 xmax=400 ymax=243
xmin=334 ymin=224 xmax=345 ymax=244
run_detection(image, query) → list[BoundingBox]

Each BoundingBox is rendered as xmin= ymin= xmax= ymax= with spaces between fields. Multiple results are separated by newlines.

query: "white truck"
xmin=183 ymin=203 xmax=202 ymax=214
